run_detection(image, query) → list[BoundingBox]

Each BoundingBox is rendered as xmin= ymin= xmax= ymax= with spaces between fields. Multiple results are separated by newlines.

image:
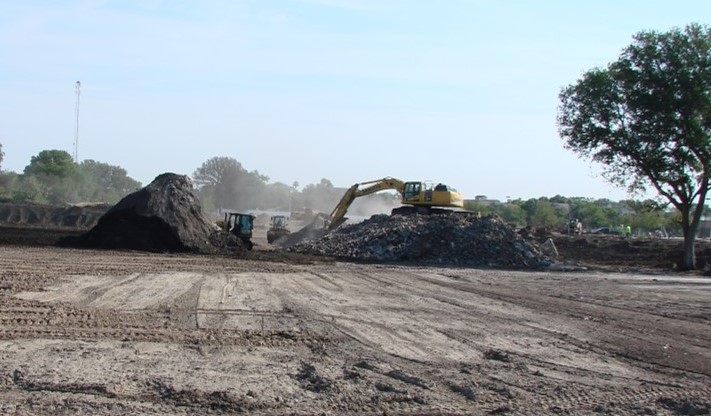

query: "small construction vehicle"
xmin=223 ymin=212 xmax=255 ymax=250
xmin=326 ymin=177 xmax=465 ymax=230
xmin=267 ymin=215 xmax=291 ymax=244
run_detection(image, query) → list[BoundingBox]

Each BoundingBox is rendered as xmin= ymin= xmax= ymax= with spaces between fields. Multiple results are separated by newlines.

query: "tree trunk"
xmin=681 ymin=231 xmax=696 ymax=271
xmin=679 ymin=205 xmax=699 ymax=271
xmin=679 ymin=192 xmax=709 ymax=271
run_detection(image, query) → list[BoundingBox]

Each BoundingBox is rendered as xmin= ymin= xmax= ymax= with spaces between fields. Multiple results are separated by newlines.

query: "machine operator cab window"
xmin=402 ymin=182 xmax=422 ymax=201
xmin=238 ymin=215 xmax=253 ymax=234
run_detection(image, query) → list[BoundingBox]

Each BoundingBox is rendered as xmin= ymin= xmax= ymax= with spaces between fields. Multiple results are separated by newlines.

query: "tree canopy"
xmin=78 ymin=160 xmax=141 ymax=202
xmin=24 ymin=149 xmax=77 ymax=177
xmin=0 ymin=149 xmax=142 ymax=205
xmin=557 ymin=23 xmax=711 ymax=270
xmin=192 ymin=156 xmax=269 ymax=211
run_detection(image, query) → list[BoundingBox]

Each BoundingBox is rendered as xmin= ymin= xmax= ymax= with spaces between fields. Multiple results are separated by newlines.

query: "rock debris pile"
xmin=60 ymin=173 xmax=224 ymax=253
xmin=289 ymin=213 xmax=552 ymax=268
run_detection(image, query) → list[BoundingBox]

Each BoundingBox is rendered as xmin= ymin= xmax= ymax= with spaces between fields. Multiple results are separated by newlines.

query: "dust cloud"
xmin=344 ymin=193 xmax=400 ymax=224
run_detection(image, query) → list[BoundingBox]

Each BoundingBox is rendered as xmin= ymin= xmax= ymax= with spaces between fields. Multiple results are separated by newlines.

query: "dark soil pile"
xmin=289 ymin=213 xmax=552 ymax=268
xmin=59 ymin=173 xmax=222 ymax=253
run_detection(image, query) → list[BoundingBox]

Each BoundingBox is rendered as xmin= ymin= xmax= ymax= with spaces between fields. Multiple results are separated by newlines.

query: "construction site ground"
xmin=0 ymin=222 xmax=710 ymax=415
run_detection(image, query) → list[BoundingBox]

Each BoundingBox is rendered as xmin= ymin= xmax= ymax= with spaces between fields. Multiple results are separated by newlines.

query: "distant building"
xmin=466 ymin=195 xmax=501 ymax=207
xmin=698 ymin=216 xmax=711 ymax=238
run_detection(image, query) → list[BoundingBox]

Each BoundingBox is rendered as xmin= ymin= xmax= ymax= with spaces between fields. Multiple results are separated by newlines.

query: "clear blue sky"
xmin=1 ymin=1 xmax=709 ymax=201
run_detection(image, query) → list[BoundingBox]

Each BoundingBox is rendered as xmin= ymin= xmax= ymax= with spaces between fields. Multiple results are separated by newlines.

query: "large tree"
xmin=20 ymin=150 xmax=79 ymax=204
xmin=0 ymin=142 xmax=4 ymax=170
xmin=16 ymin=150 xmax=140 ymax=205
xmin=193 ymin=156 xmax=268 ymax=211
xmin=193 ymin=157 xmax=244 ymax=210
xmin=301 ymin=178 xmax=344 ymax=213
xmin=521 ymin=198 xmax=560 ymax=229
xmin=24 ymin=149 xmax=77 ymax=177
xmin=78 ymin=160 xmax=141 ymax=203
xmin=558 ymin=23 xmax=711 ymax=270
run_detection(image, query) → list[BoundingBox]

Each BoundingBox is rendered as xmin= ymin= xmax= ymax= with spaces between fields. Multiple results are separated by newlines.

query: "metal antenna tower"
xmin=73 ymin=81 xmax=81 ymax=162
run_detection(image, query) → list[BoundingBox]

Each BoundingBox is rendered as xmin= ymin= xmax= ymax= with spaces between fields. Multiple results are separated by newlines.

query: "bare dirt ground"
xmin=0 ymin=223 xmax=710 ymax=415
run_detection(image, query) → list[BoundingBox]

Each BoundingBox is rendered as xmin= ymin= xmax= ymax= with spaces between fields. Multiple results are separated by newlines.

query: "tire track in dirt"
xmin=248 ymin=271 xmax=512 ymax=411
xmin=3 ymin=375 xmax=278 ymax=415
xmin=532 ymin=384 xmax=711 ymax=414
xmin=1 ymin=287 xmax=316 ymax=348
xmin=317 ymin=269 xmax=711 ymax=412
xmin=0 ymin=323 xmax=312 ymax=347
xmin=268 ymin=272 xmax=535 ymax=410
xmin=412 ymin=271 xmax=711 ymax=375
xmin=275 ymin=270 xmax=461 ymax=361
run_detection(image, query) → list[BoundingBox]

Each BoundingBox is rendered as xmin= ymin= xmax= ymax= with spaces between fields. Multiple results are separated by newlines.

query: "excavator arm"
xmin=326 ymin=177 xmax=404 ymax=230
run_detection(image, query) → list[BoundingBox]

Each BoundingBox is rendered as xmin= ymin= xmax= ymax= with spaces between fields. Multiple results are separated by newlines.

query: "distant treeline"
xmin=465 ymin=197 xmax=684 ymax=236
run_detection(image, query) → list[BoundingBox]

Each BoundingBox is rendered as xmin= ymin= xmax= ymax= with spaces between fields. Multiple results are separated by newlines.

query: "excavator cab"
xmin=223 ymin=212 xmax=255 ymax=250
xmin=402 ymin=182 xmax=422 ymax=201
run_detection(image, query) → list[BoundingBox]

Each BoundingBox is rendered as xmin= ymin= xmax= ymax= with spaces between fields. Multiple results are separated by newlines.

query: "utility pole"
xmin=73 ymin=81 xmax=81 ymax=162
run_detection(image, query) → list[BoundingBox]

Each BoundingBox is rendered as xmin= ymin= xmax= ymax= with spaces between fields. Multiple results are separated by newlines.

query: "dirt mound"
xmin=0 ymin=202 xmax=111 ymax=229
xmin=289 ymin=213 xmax=552 ymax=268
xmin=60 ymin=173 xmax=222 ymax=253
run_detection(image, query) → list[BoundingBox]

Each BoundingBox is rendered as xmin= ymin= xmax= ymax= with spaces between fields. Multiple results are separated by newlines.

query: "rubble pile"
xmin=60 ymin=173 xmax=222 ymax=253
xmin=289 ymin=213 xmax=552 ymax=268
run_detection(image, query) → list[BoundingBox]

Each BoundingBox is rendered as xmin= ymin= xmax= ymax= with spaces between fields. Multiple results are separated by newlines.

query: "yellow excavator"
xmin=325 ymin=177 xmax=464 ymax=230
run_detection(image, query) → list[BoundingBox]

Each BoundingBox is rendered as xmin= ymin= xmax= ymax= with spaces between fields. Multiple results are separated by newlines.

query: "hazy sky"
xmin=1 ymin=1 xmax=709 ymax=201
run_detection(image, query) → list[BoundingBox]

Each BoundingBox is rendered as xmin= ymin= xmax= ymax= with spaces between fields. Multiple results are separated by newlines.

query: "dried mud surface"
xmin=0 ymin=225 xmax=710 ymax=415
